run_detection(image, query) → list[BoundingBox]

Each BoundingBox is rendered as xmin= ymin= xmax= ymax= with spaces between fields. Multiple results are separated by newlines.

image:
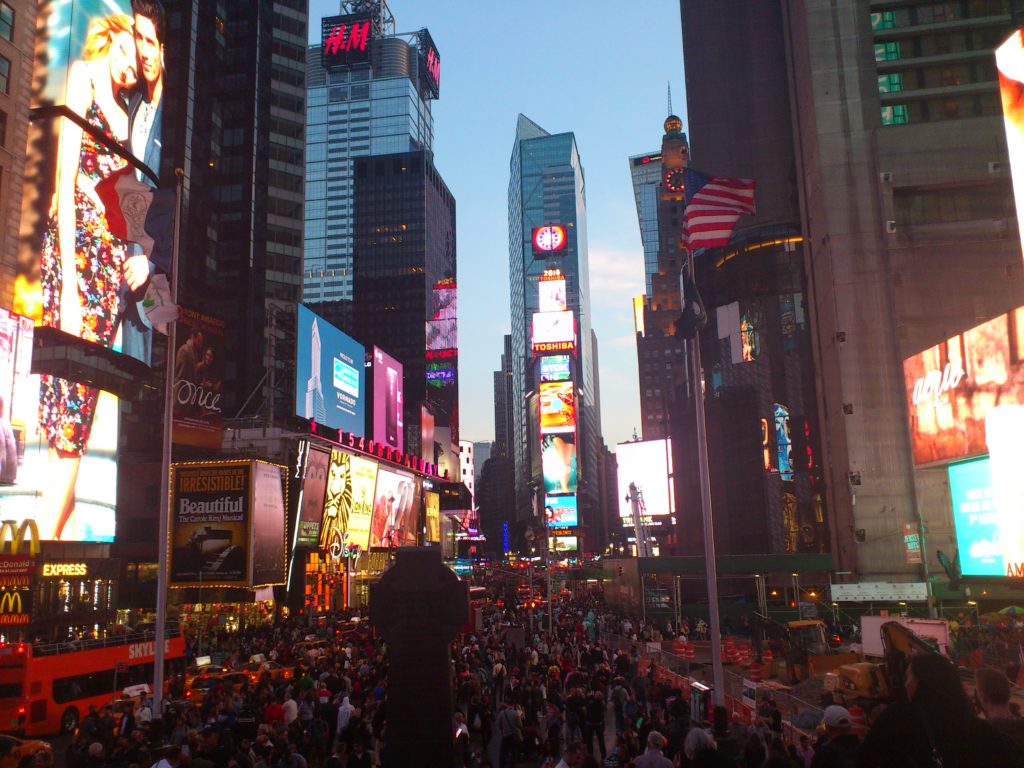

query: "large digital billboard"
xmin=426 ymin=319 xmax=458 ymax=351
xmin=417 ymin=28 xmax=441 ymax=99
xmin=998 ymin=29 xmax=1024 ymax=260
xmin=347 ymin=455 xmax=378 ymax=552
xmin=295 ymin=442 xmax=329 ymax=547
xmin=903 ymin=306 xmax=1024 ymax=465
xmin=539 ymin=355 xmax=571 ymax=382
xmin=616 ymin=439 xmax=674 ymax=519
xmin=545 ymin=494 xmax=578 ymax=528
xmin=321 ymin=13 xmax=372 ymax=69
xmin=18 ymin=0 xmax=171 ymax=367
xmin=542 ymin=432 xmax=577 ymax=495
xmin=539 ymin=276 xmax=567 ymax=312
xmin=0 ymin=308 xmax=116 ymax=541
xmin=318 ymin=449 xmax=351 ymax=559
xmin=372 ymin=347 xmax=404 ymax=452
xmin=173 ymin=308 xmax=224 ymax=449
xmin=540 ymin=382 xmax=575 ymax=433
xmin=169 ymin=462 xmax=251 ymax=588
xmin=532 ymin=311 xmax=575 ymax=355
xmin=370 ymin=468 xmax=417 ymax=548
xmin=250 ymin=462 xmax=287 ymax=587
xmin=948 ymin=457 xmax=1005 ymax=577
xmin=551 ymin=535 xmax=578 ymax=553
xmin=296 ymin=305 xmax=365 ymax=434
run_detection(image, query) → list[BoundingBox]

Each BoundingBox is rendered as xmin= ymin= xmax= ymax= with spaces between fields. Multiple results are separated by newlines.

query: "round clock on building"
xmin=663 ymin=167 xmax=686 ymax=193
xmin=533 ymin=225 xmax=567 ymax=252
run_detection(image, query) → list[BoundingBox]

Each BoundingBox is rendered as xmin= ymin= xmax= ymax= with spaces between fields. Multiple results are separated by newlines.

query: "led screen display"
xmin=318 ymin=449 xmax=351 ymax=559
xmin=347 ymin=455 xmax=378 ymax=552
xmin=295 ymin=442 xmax=329 ymax=547
xmin=18 ymin=0 xmax=171 ymax=369
xmin=296 ymin=305 xmax=365 ymax=434
xmin=0 ymin=308 xmax=116 ymax=541
xmin=370 ymin=468 xmax=417 ymax=548
xmin=539 ymin=355 xmax=571 ymax=382
xmin=545 ymin=494 xmax=578 ymax=528
xmin=169 ymin=462 xmax=251 ymax=587
xmin=540 ymin=381 xmax=575 ymax=433
xmin=372 ymin=347 xmax=403 ymax=452
xmin=321 ymin=13 xmax=372 ymax=69
xmin=173 ymin=308 xmax=224 ymax=449
xmin=903 ymin=305 xmax=1024 ymax=465
xmin=774 ymin=403 xmax=793 ymax=481
xmin=539 ymin=277 xmax=567 ymax=312
xmin=616 ymin=439 xmax=674 ymax=519
xmin=425 ymin=490 xmax=440 ymax=543
xmin=426 ymin=319 xmax=458 ymax=351
xmin=532 ymin=311 xmax=575 ymax=344
xmin=998 ymin=29 xmax=1024 ymax=261
xmin=551 ymin=535 xmax=578 ymax=553
xmin=532 ymin=225 xmax=567 ymax=252
xmin=250 ymin=462 xmax=286 ymax=587
xmin=948 ymin=457 xmax=1006 ymax=577
xmin=542 ymin=432 xmax=577 ymax=495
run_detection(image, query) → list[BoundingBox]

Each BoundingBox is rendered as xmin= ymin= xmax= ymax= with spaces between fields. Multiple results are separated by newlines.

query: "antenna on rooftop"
xmin=667 ymin=82 xmax=673 ymax=116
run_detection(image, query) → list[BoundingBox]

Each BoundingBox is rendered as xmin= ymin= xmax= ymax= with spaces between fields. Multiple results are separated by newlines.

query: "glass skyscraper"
xmin=628 ymin=151 xmax=663 ymax=296
xmin=508 ymin=115 xmax=601 ymax=535
xmin=304 ymin=3 xmax=436 ymax=303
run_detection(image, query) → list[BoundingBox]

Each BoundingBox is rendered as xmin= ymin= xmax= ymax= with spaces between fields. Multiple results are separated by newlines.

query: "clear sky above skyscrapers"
xmin=308 ymin=0 xmax=686 ymax=448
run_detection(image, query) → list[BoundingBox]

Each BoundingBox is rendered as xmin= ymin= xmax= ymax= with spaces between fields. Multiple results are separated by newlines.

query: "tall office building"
xmin=628 ymin=151 xmax=664 ymax=296
xmin=351 ymin=149 xmax=459 ymax=479
xmin=492 ymin=334 xmax=514 ymax=459
xmin=508 ymin=115 xmax=602 ymax=545
xmin=681 ymin=1 xmax=1024 ymax=582
xmin=304 ymin=1 xmax=439 ymax=303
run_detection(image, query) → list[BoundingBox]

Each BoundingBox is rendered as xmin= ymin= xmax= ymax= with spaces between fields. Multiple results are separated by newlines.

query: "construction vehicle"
xmin=823 ymin=620 xmax=940 ymax=722
xmin=750 ymin=613 xmax=855 ymax=683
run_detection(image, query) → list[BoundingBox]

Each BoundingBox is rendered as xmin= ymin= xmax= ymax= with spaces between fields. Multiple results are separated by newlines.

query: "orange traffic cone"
xmin=684 ymin=643 xmax=696 ymax=663
xmin=748 ymin=661 xmax=762 ymax=682
xmin=738 ymin=645 xmax=751 ymax=666
xmin=762 ymin=647 xmax=774 ymax=677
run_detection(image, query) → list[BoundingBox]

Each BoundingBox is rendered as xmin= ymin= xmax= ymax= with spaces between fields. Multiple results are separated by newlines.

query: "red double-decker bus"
xmin=0 ymin=625 xmax=186 ymax=736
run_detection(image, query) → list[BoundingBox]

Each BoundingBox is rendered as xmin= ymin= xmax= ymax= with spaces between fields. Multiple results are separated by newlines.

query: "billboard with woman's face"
xmin=9 ymin=0 xmax=167 ymax=541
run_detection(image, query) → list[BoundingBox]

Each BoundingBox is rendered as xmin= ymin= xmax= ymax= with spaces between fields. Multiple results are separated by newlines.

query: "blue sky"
xmin=308 ymin=1 xmax=687 ymax=449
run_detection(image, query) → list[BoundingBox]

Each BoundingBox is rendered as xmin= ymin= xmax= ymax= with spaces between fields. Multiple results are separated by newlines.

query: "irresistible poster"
xmin=295 ymin=442 xmax=329 ymax=547
xmin=903 ymin=306 xmax=1024 ymax=465
xmin=318 ymin=449 xmax=351 ymax=559
xmin=0 ymin=308 xmax=116 ymax=541
xmin=250 ymin=462 xmax=286 ymax=587
xmin=346 ymin=455 xmax=378 ymax=552
xmin=540 ymin=381 xmax=575 ymax=433
xmin=542 ymin=432 xmax=577 ymax=495
xmin=372 ymin=346 xmax=404 ymax=452
xmin=170 ymin=462 xmax=251 ymax=587
xmin=172 ymin=308 xmax=224 ymax=449
xmin=369 ymin=467 xmax=416 ymax=548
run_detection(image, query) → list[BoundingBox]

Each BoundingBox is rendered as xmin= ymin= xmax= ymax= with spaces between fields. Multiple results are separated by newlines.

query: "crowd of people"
xmin=48 ymin=582 xmax=1024 ymax=768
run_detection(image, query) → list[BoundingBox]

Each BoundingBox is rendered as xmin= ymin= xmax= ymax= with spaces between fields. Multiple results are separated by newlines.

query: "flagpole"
xmin=153 ymin=168 xmax=184 ymax=718
xmin=685 ymin=247 xmax=725 ymax=706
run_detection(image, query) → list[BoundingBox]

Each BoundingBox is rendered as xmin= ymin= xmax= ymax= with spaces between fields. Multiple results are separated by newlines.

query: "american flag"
xmin=681 ymin=167 xmax=756 ymax=250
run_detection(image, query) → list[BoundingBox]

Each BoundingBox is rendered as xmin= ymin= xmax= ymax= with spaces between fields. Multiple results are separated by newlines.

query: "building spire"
xmin=667 ymin=82 xmax=672 ymax=117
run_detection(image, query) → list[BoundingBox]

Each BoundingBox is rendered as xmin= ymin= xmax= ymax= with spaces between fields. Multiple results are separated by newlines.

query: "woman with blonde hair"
xmin=39 ymin=13 xmax=142 ymax=539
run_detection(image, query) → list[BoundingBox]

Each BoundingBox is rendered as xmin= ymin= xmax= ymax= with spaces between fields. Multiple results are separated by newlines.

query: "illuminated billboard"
xmin=250 ymin=462 xmax=287 ymax=587
xmin=370 ymin=468 xmax=417 ymax=548
xmin=426 ymin=319 xmax=458 ymax=351
xmin=539 ymin=276 xmax=567 ymax=312
xmin=948 ymin=457 xmax=1007 ymax=577
xmin=296 ymin=305 xmax=365 ymax=434
xmin=0 ymin=308 xmax=116 ymax=541
xmin=425 ymin=490 xmax=440 ymax=543
xmin=998 ymin=29 xmax=1024 ymax=260
xmin=173 ymin=308 xmax=224 ymax=449
xmin=532 ymin=225 xmax=567 ymax=252
xmin=903 ymin=306 xmax=1024 ymax=465
xmin=18 ymin=0 xmax=171 ymax=366
xmin=616 ymin=439 xmax=674 ymax=519
xmin=773 ymin=404 xmax=793 ymax=481
xmin=551 ymin=535 xmax=578 ymax=553
xmin=542 ymin=432 xmax=577 ymax=495
xmin=540 ymin=381 xmax=575 ymax=433
xmin=347 ymin=455 xmax=378 ymax=552
xmin=539 ymin=355 xmax=571 ymax=382
xmin=372 ymin=347 xmax=404 ymax=452
xmin=532 ymin=311 xmax=575 ymax=355
xmin=169 ymin=462 xmax=252 ymax=588
xmin=295 ymin=442 xmax=329 ymax=547
xmin=545 ymin=494 xmax=578 ymax=528
xmin=417 ymin=28 xmax=441 ymax=99
xmin=321 ymin=13 xmax=372 ymax=69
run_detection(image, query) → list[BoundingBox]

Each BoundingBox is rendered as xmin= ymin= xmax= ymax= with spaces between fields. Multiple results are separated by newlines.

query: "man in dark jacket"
xmin=810 ymin=706 xmax=858 ymax=768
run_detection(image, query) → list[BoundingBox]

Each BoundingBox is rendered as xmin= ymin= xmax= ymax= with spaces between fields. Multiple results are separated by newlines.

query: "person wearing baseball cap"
xmin=809 ymin=705 xmax=859 ymax=767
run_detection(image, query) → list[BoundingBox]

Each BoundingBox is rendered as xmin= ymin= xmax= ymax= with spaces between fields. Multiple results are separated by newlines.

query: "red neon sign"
xmin=426 ymin=46 xmax=441 ymax=89
xmin=533 ymin=340 xmax=575 ymax=355
xmin=323 ymin=20 xmax=370 ymax=56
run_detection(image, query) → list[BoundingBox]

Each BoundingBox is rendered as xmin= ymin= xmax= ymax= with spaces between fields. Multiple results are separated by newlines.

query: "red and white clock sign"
xmin=532 ymin=225 xmax=567 ymax=252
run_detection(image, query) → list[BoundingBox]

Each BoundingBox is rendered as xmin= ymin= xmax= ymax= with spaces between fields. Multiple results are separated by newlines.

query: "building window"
xmin=874 ymin=41 xmax=901 ymax=62
xmin=870 ymin=10 xmax=896 ymax=30
xmin=0 ymin=55 xmax=9 ymax=94
xmin=880 ymin=104 xmax=909 ymax=125
xmin=877 ymin=73 xmax=902 ymax=94
xmin=0 ymin=109 xmax=6 ymax=147
xmin=0 ymin=3 xmax=11 ymax=41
